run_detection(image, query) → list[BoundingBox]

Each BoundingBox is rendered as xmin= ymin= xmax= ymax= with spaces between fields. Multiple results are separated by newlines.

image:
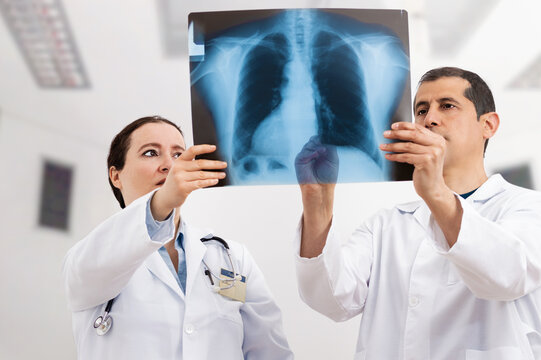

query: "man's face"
xmin=413 ymin=76 xmax=486 ymax=170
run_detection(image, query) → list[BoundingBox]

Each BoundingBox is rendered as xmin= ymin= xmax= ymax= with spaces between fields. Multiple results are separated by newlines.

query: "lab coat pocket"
xmin=465 ymin=347 xmax=522 ymax=360
xmin=354 ymin=350 xmax=366 ymax=360
xmin=522 ymin=322 xmax=541 ymax=359
xmin=212 ymin=292 xmax=243 ymax=325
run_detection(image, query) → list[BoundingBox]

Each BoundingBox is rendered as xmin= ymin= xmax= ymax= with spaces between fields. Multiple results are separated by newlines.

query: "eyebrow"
xmin=414 ymin=97 xmax=460 ymax=112
xmin=137 ymin=143 xmax=186 ymax=152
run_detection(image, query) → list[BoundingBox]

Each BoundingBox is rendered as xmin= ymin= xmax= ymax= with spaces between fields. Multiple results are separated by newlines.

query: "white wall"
xmin=0 ymin=110 xmax=116 ymax=359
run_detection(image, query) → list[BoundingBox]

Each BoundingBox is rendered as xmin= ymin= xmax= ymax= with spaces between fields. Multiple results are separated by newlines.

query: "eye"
xmin=442 ymin=103 xmax=455 ymax=110
xmin=142 ymin=149 xmax=158 ymax=157
xmin=416 ymin=109 xmax=427 ymax=116
xmin=172 ymin=152 xmax=182 ymax=159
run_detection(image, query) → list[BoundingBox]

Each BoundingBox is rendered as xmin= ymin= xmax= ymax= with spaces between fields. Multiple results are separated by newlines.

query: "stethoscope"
xmin=93 ymin=297 xmax=114 ymax=336
xmin=201 ymin=235 xmax=242 ymax=292
xmin=93 ymin=235 xmax=239 ymax=336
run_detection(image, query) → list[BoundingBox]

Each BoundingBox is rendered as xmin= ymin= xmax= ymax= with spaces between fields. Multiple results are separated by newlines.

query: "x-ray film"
xmin=189 ymin=9 xmax=413 ymax=186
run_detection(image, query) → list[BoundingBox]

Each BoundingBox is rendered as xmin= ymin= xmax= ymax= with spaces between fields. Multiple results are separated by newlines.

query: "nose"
xmin=424 ymin=108 xmax=440 ymax=129
xmin=159 ymin=156 xmax=173 ymax=173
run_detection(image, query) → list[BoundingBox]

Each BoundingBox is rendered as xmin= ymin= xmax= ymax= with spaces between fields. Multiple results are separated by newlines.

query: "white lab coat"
xmin=295 ymin=174 xmax=541 ymax=360
xmin=63 ymin=191 xmax=293 ymax=360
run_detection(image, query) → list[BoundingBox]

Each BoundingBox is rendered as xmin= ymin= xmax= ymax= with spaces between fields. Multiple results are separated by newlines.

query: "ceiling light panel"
xmin=0 ymin=0 xmax=90 ymax=88
xmin=508 ymin=51 xmax=541 ymax=90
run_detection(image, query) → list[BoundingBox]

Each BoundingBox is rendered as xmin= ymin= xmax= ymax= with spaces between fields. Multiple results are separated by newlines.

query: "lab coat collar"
xmin=143 ymin=221 xmax=213 ymax=299
xmin=467 ymin=173 xmax=507 ymax=203
xmin=145 ymin=249 xmax=184 ymax=299
xmin=183 ymin=221 xmax=213 ymax=297
xmin=395 ymin=174 xmax=508 ymax=229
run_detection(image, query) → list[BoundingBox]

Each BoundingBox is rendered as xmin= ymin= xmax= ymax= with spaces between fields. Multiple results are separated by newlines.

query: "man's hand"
xmin=380 ymin=122 xmax=449 ymax=199
xmin=380 ymin=122 xmax=462 ymax=247
xmin=295 ymin=136 xmax=339 ymax=185
xmin=295 ymin=136 xmax=338 ymax=258
xmin=151 ymin=145 xmax=227 ymax=221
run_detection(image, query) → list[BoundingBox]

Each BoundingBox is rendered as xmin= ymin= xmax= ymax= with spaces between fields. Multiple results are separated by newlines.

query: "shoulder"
xmin=485 ymin=174 xmax=541 ymax=209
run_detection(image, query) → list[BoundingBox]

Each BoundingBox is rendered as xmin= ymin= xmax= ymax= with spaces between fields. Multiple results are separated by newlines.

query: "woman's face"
xmin=110 ymin=122 xmax=186 ymax=206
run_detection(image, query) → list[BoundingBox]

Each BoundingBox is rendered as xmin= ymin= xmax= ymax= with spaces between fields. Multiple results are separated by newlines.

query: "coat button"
xmin=409 ymin=296 xmax=419 ymax=307
xmin=185 ymin=324 xmax=195 ymax=334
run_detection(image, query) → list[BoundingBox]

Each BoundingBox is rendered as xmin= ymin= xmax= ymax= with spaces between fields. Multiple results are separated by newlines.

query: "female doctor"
xmin=63 ymin=116 xmax=293 ymax=360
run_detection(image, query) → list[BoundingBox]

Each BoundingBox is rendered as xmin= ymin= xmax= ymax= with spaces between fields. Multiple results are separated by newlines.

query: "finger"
xmin=384 ymin=152 xmax=433 ymax=165
xmin=300 ymin=138 xmax=323 ymax=153
xmin=297 ymin=145 xmax=328 ymax=162
xmin=383 ymin=129 xmax=439 ymax=146
xmin=184 ymin=178 xmax=221 ymax=192
xmin=178 ymin=158 xmax=228 ymax=171
xmin=379 ymin=141 xmax=427 ymax=154
xmin=179 ymin=144 xmax=217 ymax=161
xmin=180 ymin=170 xmax=227 ymax=182
xmin=390 ymin=121 xmax=419 ymax=130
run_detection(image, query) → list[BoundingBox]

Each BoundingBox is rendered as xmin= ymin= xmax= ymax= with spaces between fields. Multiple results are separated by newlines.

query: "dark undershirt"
xmin=460 ymin=188 xmax=478 ymax=199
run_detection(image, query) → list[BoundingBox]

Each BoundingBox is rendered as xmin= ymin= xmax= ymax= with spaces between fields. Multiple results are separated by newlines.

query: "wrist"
xmin=150 ymin=190 xmax=174 ymax=221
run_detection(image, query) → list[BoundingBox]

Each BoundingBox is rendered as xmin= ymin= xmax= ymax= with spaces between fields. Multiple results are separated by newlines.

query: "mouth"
xmin=156 ymin=179 xmax=166 ymax=186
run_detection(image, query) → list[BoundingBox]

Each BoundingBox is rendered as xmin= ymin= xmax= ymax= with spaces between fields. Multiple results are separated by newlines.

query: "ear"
xmin=481 ymin=112 xmax=500 ymax=140
xmin=109 ymin=166 xmax=122 ymax=190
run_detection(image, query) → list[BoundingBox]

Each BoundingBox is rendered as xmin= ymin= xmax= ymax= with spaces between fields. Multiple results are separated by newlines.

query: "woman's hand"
xmin=150 ymin=144 xmax=227 ymax=220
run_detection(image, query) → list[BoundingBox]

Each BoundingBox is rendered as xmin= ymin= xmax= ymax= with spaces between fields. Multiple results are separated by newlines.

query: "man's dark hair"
xmin=107 ymin=116 xmax=183 ymax=208
xmin=417 ymin=67 xmax=496 ymax=152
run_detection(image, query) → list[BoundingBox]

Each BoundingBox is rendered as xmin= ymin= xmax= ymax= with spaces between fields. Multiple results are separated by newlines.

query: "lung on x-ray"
xmin=189 ymin=9 xmax=413 ymax=186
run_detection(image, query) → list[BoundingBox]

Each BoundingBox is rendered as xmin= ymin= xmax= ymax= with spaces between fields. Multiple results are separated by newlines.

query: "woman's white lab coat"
xmin=63 ymin=191 xmax=292 ymax=360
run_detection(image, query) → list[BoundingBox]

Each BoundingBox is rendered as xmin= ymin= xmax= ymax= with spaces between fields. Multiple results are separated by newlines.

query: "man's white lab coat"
xmin=296 ymin=174 xmax=541 ymax=360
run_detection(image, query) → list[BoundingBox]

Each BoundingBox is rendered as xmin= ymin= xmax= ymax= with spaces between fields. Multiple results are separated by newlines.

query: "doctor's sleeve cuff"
xmin=145 ymin=192 xmax=176 ymax=244
xmin=294 ymin=216 xmax=358 ymax=322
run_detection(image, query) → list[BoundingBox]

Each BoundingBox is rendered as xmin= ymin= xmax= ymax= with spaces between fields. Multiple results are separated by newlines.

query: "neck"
xmin=443 ymin=164 xmax=488 ymax=194
xmin=174 ymin=209 xmax=181 ymax=235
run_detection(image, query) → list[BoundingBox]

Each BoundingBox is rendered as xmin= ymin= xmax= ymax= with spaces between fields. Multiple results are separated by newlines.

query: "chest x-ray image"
xmin=189 ymin=8 xmax=413 ymax=186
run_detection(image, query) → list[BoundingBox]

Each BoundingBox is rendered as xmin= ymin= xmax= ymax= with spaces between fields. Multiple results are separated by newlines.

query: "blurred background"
xmin=1 ymin=0 xmax=540 ymax=359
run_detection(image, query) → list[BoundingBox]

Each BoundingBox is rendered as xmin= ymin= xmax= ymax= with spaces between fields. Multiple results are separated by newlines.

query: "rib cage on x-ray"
xmin=190 ymin=9 xmax=409 ymax=185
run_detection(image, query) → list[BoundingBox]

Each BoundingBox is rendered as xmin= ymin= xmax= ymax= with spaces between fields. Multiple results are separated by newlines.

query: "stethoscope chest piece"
xmin=94 ymin=314 xmax=113 ymax=336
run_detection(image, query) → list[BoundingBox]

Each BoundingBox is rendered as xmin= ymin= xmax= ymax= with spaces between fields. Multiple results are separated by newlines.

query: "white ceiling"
xmin=1 ymin=0 xmax=540 ymax=151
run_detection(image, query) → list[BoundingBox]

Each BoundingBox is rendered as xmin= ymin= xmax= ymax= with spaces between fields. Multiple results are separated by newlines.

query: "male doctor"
xmin=295 ymin=67 xmax=541 ymax=359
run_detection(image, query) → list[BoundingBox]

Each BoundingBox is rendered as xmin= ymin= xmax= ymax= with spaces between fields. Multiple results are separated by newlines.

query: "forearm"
xmin=299 ymin=184 xmax=335 ymax=258
xmin=150 ymin=188 xmax=175 ymax=221
xmin=424 ymin=188 xmax=463 ymax=248
xmin=432 ymin=194 xmax=541 ymax=300
xmin=295 ymin=217 xmax=372 ymax=321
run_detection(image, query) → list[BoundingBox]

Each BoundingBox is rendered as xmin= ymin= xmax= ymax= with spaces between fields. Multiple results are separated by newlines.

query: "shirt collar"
xmin=396 ymin=173 xmax=508 ymax=215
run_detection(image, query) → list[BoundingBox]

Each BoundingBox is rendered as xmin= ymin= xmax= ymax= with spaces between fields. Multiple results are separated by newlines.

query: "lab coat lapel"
xmin=396 ymin=201 xmax=430 ymax=231
xmin=413 ymin=202 xmax=431 ymax=231
xmin=183 ymin=223 xmax=210 ymax=297
xmin=397 ymin=174 xmax=507 ymax=234
xmin=145 ymin=250 xmax=183 ymax=298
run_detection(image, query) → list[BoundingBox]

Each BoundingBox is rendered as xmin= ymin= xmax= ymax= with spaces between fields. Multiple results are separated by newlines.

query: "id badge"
xmin=218 ymin=268 xmax=247 ymax=303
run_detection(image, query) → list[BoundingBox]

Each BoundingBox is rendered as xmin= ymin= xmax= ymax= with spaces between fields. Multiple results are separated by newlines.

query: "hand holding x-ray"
xmin=295 ymin=136 xmax=339 ymax=185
